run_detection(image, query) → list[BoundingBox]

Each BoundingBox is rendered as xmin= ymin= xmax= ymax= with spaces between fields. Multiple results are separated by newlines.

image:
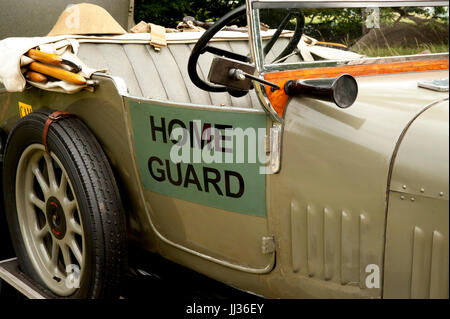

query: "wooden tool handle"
xmin=28 ymin=62 xmax=86 ymax=85
xmin=26 ymin=71 xmax=48 ymax=83
xmin=316 ymin=41 xmax=347 ymax=49
xmin=26 ymin=49 xmax=63 ymax=65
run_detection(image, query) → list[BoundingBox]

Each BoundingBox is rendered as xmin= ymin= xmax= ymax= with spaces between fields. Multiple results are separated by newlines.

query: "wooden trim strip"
xmin=265 ymin=58 xmax=449 ymax=81
xmin=264 ymin=58 xmax=449 ymax=117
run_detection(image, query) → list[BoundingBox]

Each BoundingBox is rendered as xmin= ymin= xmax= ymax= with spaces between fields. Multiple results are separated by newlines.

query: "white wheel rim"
xmin=15 ymin=144 xmax=85 ymax=296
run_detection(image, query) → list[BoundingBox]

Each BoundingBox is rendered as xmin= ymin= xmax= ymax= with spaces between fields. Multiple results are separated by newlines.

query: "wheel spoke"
xmin=49 ymin=239 xmax=59 ymax=269
xmin=59 ymin=173 xmax=68 ymax=197
xmin=35 ymin=224 xmax=50 ymax=239
xmin=29 ymin=193 xmax=46 ymax=212
xmin=64 ymin=199 xmax=77 ymax=216
xmin=32 ymin=163 xmax=49 ymax=198
xmin=68 ymin=238 xmax=82 ymax=265
xmin=44 ymin=153 xmax=57 ymax=192
xmin=60 ymin=243 xmax=72 ymax=268
xmin=69 ymin=217 xmax=83 ymax=235
xmin=38 ymin=241 xmax=51 ymax=266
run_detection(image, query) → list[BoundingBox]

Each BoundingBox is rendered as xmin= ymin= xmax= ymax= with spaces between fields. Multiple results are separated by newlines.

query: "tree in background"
xmin=134 ymin=0 xmax=245 ymax=28
xmin=134 ymin=1 xmax=448 ymax=55
xmin=135 ymin=1 xmax=448 ymax=42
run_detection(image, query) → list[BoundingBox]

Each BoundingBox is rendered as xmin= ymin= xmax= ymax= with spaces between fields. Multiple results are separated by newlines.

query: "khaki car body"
xmin=0 ymin=0 xmax=448 ymax=298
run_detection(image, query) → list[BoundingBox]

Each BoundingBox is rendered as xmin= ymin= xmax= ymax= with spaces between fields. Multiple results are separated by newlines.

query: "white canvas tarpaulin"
xmin=0 ymin=36 xmax=102 ymax=93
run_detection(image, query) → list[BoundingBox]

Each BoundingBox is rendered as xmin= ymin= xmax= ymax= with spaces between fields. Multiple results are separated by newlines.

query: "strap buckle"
xmin=43 ymin=111 xmax=75 ymax=154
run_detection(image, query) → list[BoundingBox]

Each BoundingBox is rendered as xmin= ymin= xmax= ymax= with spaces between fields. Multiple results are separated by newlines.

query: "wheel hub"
xmin=45 ymin=196 xmax=66 ymax=240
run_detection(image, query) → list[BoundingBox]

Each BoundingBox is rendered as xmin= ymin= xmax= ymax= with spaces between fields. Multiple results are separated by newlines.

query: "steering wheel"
xmin=188 ymin=6 xmax=305 ymax=92
xmin=263 ymin=10 xmax=305 ymax=64
xmin=188 ymin=5 xmax=248 ymax=93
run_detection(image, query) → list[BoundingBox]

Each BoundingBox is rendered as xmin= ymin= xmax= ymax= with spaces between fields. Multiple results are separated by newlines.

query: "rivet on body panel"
xmin=420 ymin=188 xmax=425 ymax=193
xmin=410 ymin=197 xmax=415 ymax=202
xmin=400 ymin=195 xmax=405 ymax=200
xmin=439 ymin=192 xmax=444 ymax=197
xmin=402 ymin=185 xmax=407 ymax=190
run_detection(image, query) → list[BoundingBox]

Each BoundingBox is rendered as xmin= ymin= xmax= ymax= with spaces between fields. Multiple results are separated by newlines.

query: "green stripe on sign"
xmin=130 ymin=100 xmax=267 ymax=217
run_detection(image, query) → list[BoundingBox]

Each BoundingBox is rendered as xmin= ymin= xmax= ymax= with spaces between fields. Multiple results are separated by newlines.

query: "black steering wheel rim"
xmin=187 ymin=6 xmax=305 ymax=92
xmin=264 ymin=10 xmax=305 ymax=63
xmin=188 ymin=5 xmax=247 ymax=93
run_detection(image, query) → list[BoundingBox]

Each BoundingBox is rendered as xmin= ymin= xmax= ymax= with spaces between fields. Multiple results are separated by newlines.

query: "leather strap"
xmin=42 ymin=111 xmax=75 ymax=154
xmin=149 ymin=23 xmax=167 ymax=51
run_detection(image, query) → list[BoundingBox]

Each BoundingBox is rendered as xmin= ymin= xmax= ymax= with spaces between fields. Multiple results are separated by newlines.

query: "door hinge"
xmin=261 ymin=236 xmax=275 ymax=254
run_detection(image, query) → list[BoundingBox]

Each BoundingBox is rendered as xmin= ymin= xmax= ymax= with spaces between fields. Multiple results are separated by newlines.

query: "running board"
xmin=0 ymin=258 xmax=128 ymax=299
xmin=0 ymin=258 xmax=54 ymax=299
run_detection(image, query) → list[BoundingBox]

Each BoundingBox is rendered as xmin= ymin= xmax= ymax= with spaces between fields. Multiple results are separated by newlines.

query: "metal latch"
xmin=261 ymin=236 xmax=275 ymax=254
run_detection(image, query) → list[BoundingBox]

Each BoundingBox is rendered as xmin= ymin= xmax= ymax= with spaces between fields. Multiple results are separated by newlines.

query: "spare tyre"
xmin=2 ymin=110 xmax=127 ymax=298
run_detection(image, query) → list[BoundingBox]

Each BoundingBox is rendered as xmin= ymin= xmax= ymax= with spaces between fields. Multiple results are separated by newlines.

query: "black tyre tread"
xmin=3 ymin=110 xmax=127 ymax=299
xmin=49 ymin=114 xmax=127 ymax=298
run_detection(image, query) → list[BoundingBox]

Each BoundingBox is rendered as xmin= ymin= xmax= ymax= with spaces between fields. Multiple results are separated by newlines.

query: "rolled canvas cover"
xmin=48 ymin=3 xmax=127 ymax=36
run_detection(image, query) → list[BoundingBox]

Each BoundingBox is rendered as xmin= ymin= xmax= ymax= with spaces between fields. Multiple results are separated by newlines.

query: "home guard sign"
xmin=130 ymin=101 xmax=267 ymax=217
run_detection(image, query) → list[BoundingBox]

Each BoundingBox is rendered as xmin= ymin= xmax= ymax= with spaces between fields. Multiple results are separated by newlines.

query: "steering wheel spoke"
xmin=263 ymin=10 xmax=305 ymax=64
xmin=203 ymin=46 xmax=250 ymax=63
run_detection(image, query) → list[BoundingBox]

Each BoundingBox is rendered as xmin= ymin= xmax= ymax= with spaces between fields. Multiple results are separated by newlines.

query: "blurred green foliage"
xmin=134 ymin=0 xmax=245 ymax=27
xmin=134 ymin=1 xmax=448 ymax=49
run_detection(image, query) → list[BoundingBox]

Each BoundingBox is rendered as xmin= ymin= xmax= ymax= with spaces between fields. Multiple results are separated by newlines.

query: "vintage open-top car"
xmin=0 ymin=0 xmax=448 ymax=299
